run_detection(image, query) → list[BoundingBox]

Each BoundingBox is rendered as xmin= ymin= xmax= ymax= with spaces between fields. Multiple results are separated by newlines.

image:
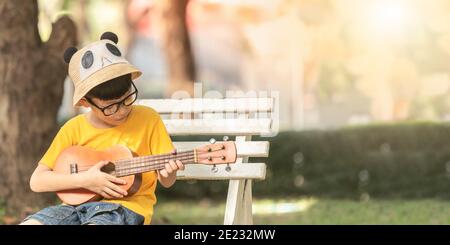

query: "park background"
xmin=2 ymin=0 xmax=450 ymax=224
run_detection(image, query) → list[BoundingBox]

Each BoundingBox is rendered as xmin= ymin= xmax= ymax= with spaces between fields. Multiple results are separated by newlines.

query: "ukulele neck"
xmin=112 ymin=150 xmax=196 ymax=177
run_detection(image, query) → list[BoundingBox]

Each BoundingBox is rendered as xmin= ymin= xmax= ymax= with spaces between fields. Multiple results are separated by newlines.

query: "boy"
xmin=20 ymin=32 xmax=183 ymax=225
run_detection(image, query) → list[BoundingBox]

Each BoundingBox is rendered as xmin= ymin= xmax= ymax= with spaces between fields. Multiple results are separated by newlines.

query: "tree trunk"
xmin=155 ymin=0 xmax=196 ymax=96
xmin=0 ymin=0 xmax=77 ymax=221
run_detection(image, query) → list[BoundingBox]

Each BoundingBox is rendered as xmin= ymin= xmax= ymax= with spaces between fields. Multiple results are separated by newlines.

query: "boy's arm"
xmin=30 ymin=162 xmax=128 ymax=199
xmin=148 ymin=110 xmax=185 ymax=188
xmin=30 ymin=164 xmax=85 ymax=192
xmin=157 ymin=159 xmax=184 ymax=188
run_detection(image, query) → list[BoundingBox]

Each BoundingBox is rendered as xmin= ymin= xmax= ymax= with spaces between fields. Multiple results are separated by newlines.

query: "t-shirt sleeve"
xmin=149 ymin=113 xmax=174 ymax=155
xmin=39 ymin=122 xmax=74 ymax=169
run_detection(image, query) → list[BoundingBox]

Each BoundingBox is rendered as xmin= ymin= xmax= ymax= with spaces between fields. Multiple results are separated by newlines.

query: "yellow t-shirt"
xmin=39 ymin=105 xmax=174 ymax=225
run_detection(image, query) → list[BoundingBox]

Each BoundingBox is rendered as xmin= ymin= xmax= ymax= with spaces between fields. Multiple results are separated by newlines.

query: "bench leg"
xmin=224 ymin=179 xmax=253 ymax=225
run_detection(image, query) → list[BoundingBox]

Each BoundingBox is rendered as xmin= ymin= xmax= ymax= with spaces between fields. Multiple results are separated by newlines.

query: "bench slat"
xmin=173 ymin=141 xmax=269 ymax=157
xmin=176 ymin=163 xmax=266 ymax=180
xmin=137 ymin=98 xmax=274 ymax=113
xmin=163 ymin=118 xmax=272 ymax=135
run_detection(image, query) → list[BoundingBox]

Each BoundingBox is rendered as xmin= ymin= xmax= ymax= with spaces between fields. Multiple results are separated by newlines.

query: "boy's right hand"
xmin=80 ymin=160 xmax=128 ymax=199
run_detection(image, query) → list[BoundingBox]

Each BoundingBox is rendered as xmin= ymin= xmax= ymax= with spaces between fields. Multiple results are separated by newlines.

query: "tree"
xmin=154 ymin=0 xmax=196 ymax=96
xmin=0 ymin=0 xmax=77 ymax=221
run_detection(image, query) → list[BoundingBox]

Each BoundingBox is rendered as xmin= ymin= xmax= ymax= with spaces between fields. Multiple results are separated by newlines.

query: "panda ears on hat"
xmin=100 ymin=31 xmax=118 ymax=44
xmin=63 ymin=32 xmax=119 ymax=64
xmin=63 ymin=47 xmax=78 ymax=64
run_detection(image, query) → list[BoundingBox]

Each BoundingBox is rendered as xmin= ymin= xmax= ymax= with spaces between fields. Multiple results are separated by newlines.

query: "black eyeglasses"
xmin=85 ymin=82 xmax=138 ymax=116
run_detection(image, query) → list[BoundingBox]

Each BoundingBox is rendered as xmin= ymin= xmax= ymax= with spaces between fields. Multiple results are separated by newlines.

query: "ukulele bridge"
xmin=70 ymin=163 xmax=78 ymax=174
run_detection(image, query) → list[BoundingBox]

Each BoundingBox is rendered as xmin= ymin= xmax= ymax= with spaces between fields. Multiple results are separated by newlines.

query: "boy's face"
xmin=80 ymin=88 xmax=135 ymax=127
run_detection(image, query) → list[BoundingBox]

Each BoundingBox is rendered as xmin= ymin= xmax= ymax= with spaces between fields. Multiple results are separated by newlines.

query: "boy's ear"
xmin=78 ymin=98 xmax=90 ymax=108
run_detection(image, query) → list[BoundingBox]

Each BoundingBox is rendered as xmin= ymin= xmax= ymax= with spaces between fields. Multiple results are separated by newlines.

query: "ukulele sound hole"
xmin=100 ymin=162 xmax=116 ymax=175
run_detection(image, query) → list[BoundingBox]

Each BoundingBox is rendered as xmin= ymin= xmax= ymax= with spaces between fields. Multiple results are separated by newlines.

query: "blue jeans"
xmin=22 ymin=202 xmax=144 ymax=225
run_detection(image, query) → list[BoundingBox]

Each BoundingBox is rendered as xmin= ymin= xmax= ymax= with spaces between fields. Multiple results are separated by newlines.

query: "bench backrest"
xmin=137 ymin=97 xmax=274 ymax=224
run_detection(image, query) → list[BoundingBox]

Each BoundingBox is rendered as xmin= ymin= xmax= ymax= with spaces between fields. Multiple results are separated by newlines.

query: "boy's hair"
xmin=85 ymin=73 xmax=132 ymax=100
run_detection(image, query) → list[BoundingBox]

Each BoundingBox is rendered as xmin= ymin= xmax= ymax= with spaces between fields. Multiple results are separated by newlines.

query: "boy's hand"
xmin=158 ymin=159 xmax=185 ymax=178
xmin=80 ymin=160 xmax=128 ymax=199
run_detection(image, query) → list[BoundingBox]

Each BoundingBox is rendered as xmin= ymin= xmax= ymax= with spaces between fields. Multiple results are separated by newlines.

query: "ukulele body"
xmin=52 ymin=141 xmax=237 ymax=206
xmin=53 ymin=145 xmax=142 ymax=205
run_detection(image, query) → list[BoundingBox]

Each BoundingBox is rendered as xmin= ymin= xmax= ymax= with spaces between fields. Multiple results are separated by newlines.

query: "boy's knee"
xmin=20 ymin=219 xmax=43 ymax=225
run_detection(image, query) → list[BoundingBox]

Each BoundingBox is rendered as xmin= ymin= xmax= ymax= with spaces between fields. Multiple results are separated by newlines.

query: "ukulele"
xmin=53 ymin=141 xmax=237 ymax=205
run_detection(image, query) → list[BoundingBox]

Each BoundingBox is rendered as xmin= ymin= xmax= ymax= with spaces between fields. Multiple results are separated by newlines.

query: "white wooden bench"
xmin=137 ymin=97 xmax=274 ymax=225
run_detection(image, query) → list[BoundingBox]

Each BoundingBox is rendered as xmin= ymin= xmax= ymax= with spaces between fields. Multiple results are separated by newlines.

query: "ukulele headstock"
xmin=194 ymin=141 xmax=237 ymax=165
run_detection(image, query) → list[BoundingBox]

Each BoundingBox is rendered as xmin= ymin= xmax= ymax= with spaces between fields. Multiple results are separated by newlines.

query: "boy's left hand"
xmin=158 ymin=159 xmax=185 ymax=178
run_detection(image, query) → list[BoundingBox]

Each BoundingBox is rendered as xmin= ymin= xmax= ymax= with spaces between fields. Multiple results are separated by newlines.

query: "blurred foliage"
xmin=36 ymin=0 xmax=450 ymax=124
xmin=158 ymin=122 xmax=450 ymax=200
xmin=316 ymin=60 xmax=355 ymax=104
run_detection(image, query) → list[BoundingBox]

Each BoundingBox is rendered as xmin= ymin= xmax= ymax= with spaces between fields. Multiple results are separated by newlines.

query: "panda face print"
xmin=81 ymin=51 xmax=94 ymax=68
xmin=79 ymin=41 xmax=128 ymax=81
xmin=106 ymin=43 xmax=121 ymax=56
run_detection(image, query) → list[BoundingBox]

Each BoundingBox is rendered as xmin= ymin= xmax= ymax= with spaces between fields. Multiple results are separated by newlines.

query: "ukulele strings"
xmin=73 ymin=147 xmax=227 ymax=172
xmin=74 ymin=150 xmax=195 ymax=171
xmin=73 ymin=156 xmax=194 ymax=172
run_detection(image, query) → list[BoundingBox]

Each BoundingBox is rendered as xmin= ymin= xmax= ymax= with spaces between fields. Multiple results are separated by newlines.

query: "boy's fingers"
xmin=165 ymin=163 xmax=173 ymax=174
xmin=169 ymin=161 xmax=178 ymax=171
xmin=176 ymin=160 xmax=184 ymax=170
xmin=159 ymin=169 xmax=168 ymax=178
xmin=100 ymin=190 xmax=113 ymax=199
xmin=103 ymin=187 xmax=123 ymax=198
xmin=106 ymin=174 xmax=126 ymax=185
xmin=106 ymin=182 xmax=127 ymax=196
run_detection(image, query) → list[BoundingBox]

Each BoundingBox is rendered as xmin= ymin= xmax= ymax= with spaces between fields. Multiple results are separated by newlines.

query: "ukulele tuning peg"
xmin=225 ymin=164 xmax=231 ymax=172
xmin=209 ymin=138 xmax=216 ymax=144
xmin=223 ymin=136 xmax=229 ymax=141
xmin=211 ymin=164 xmax=218 ymax=173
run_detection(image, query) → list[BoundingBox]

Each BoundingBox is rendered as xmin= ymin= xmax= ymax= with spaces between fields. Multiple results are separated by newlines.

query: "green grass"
xmin=151 ymin=197 xmax=450 ymax=225
xmin=0 ymin=206 xmax=4 ymax=220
